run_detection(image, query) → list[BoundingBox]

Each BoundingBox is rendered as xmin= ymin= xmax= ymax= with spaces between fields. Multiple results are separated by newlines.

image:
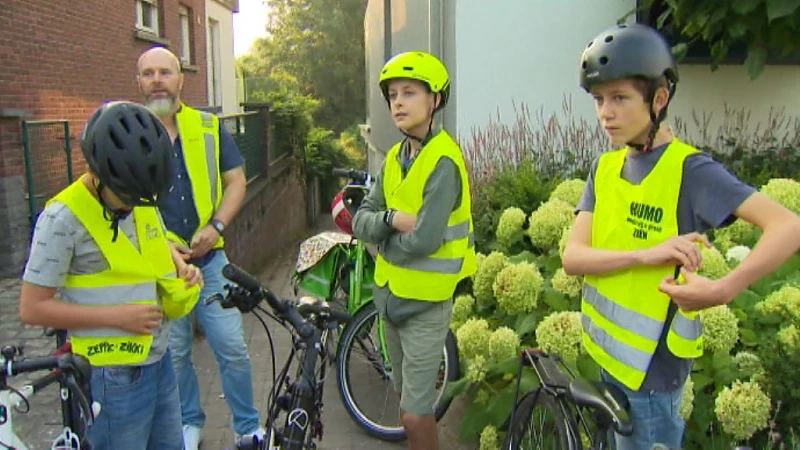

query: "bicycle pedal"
xmin=314 ymin=421 xmax=323 ymax=439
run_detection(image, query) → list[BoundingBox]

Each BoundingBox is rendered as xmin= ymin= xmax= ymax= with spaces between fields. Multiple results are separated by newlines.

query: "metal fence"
xmin=220 ymin=111 xmax=265 ymax=182
xmin=20 ymin=120 xmax=74 ymax=226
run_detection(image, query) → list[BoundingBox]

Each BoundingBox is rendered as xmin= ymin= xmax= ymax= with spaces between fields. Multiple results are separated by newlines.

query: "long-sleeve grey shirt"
xmin=352 ymin=137 xmax=462 ymax=314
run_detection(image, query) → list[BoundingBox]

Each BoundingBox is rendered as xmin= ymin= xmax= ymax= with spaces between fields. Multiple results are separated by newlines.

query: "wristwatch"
xmin=210 ymin=219 xmax=225 ymax=235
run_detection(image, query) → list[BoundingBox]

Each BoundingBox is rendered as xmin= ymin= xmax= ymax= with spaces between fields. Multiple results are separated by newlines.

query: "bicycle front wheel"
xmin=335 ymin=301 xmax=459 ymax=441
xmin=505 ymin=388 xmax=580 ymax=450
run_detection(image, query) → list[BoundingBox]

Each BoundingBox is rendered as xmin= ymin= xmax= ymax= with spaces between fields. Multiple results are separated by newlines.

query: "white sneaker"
xmin=182 ymin=424 xmax=204 ymax=450
xmin=234 ymin=427 xmax=266 ymax=448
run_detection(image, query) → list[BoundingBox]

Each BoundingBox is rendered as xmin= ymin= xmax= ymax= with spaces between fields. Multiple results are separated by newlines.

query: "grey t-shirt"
xmin=23 ymin=201 xmax=172 ymax=365
xmin=576 ymin=141 xmax=756 ymax=391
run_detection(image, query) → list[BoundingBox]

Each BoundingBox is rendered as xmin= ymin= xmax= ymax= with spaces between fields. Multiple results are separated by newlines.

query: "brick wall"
xmin=224 ymin=164 xmax=310 ymax=274
xmin=0 ymin=0 xmax=211 ymax=276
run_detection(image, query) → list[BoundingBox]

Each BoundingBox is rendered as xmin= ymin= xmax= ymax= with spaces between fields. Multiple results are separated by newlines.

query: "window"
xmin=637 ymin=0 xmax=800 ymax=65
xmin=178 ymin=6 xmax=192 ymax=64
xmin=208 ymin=18 xmax=223 ymax=106
xmin=136 ymin=0 xmax=160 ymax=35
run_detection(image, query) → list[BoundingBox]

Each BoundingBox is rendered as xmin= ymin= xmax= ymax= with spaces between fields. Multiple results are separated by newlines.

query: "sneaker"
xmin=234 ymin=427 xmax=266 ymax=448
xmin=182 ymin=424 xmax=204 ymax=450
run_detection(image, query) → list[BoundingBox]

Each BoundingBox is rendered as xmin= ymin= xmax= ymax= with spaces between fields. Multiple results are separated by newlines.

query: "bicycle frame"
xmin=213 ymin=263 xmax=351 ymax=450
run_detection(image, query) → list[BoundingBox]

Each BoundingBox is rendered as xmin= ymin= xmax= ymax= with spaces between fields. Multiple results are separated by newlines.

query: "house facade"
xmin=361 ymin=0 xmax=800 ymax=173
xmin=0 ymin=0 xmax=237 ymax=275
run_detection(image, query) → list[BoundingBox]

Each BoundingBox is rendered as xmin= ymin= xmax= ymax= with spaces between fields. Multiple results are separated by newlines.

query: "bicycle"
xmin=502 ymin=349 xmax=759 ymax=450
xmin=291 ymin=167 xmax=460 ymax=442
xmin=503 ymin=349 xmax=632 ymax=449
xmin=0 ymin=336 xmax=98 ymax=450
xmin=206 ymin=262 xmax=352 ymax=450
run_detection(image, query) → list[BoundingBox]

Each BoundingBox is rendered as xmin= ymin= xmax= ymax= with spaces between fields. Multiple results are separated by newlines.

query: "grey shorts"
xmin=373 ymin=286 xmax=453 ymax=416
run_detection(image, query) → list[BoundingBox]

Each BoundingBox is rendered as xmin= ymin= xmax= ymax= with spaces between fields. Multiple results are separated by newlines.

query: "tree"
xmin=624 ymin=0 xmax=800 ymax=79
xmin=240 ymin=0 xmax=368 ymax=133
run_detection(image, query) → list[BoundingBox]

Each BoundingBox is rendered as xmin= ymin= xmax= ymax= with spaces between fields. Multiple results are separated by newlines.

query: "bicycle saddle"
xmin=567 ymin=377 xmax=633 ymax=436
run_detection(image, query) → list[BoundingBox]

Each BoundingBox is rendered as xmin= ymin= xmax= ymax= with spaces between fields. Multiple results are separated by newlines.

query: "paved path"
xmin=1 ymin=220 xmax=475 ymax=449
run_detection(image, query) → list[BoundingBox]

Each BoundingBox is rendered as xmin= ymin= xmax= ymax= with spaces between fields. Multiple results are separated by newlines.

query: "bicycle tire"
xmin=335 ymin=301 xmax=459 ymax=442
xmin=505 ymin=388 xmax=580 ymax=450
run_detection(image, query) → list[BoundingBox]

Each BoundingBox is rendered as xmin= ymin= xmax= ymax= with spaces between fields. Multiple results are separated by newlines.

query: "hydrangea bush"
xmin=446 ymin=177 xmax=800 ymax=449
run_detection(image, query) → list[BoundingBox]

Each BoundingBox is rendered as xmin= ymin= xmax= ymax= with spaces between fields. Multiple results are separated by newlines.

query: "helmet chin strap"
xmin=93 ymin=179 xmax=131 ymax=242
xmin=399 ymin=116 xmax=434 ymax=144
xmin=627 ymin=81 xmax=677 ymax=153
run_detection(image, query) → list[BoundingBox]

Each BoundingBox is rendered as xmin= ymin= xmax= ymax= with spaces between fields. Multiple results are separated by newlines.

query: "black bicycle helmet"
xmin=579 ymin=23 xmax=679 ymax=152
xmin=80 ymin=101 xmax=172 ymax=207
xmin=579 ymin=23 xmax=679 ymax=92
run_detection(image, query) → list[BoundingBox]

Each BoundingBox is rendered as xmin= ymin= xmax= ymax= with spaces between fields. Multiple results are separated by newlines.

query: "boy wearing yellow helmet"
xmin=563 ymin=23 xmax=800 ymax=449
xmin=352 ymin=51 xmax=476 ymax=449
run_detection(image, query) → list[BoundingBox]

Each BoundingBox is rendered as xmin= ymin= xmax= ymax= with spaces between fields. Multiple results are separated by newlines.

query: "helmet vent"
xmin=110 ymin=130 xmax=124 ymax=150
xmin=140 ymin=137 xmax=152 ymax=156
xmin=599 ymin=56 xmax=609 ymax=65
xmin=402 ymin=65 xmax=414 ymax=71
xmin=604 ymin=35 xmax=614 ymax=43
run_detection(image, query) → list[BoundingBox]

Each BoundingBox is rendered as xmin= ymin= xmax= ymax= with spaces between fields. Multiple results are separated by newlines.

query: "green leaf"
xmin=542 ymin=287 xmax=570 ymax=312
xmin=732 ymin=0 xmax=764 ymax=15
xmin=508 ymin=250 xmax=536 ymax=264
xmin=576 ymin=353 xmax=601 ymax=380
xmin=766 ymin=0 xmax=800 ymax=21
xmin=441 ymin=377 xmax=470 ymax=403
xmin=671 ymin=43 xmax=689 ymax=61
xmin=486 ymin=385 xmax=519 ymax=427
xmin=458 ymin=395 xmax=494 ymax=440
xmin=692 ymin=372 xmax=714 ymax=390
xmin=487 ymin=355 xmax=521 ymax=378
xmin=515 ymin=312 xmax=541 ymax=337
xmin=744 ymin=45 xmax=768 ymax=79
xmin=727 ymin=20 xmax=749 ymax=38
xmin=739 ymin=328 xmax=759 ymax=346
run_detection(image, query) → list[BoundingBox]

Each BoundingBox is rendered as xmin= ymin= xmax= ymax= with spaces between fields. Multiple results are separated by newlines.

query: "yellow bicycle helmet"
xmin=379 ymin=51 xmax=450 ymax=111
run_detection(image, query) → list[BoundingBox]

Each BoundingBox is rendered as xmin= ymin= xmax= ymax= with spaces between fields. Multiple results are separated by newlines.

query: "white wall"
xmin=206 ymin=0 xmax=239 ymax=113
xmin=452 ymin=0 xmax=800 ymax=146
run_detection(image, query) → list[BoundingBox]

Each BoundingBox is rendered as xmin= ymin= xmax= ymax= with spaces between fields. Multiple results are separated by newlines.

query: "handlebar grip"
xmin=4 ymin=355 xmax=61 ymax=376
xmin=331 ymin=168 xmax=351 ymax=177
xmin=222 ymin=263 xmax=262 ymax=292
xmin=330 ymin=309 xmax=352 ymax=324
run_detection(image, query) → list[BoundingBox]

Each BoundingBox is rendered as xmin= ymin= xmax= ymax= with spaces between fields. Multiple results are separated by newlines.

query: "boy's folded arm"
xmin=352 ymin=166 xmax=394 ymax=243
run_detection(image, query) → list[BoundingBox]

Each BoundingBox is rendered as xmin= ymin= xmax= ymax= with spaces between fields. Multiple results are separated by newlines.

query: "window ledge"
xmin=134 ymin=29 xmax=170 ymax=45
xmin=181 ymin=62 xmax=199 ymax=72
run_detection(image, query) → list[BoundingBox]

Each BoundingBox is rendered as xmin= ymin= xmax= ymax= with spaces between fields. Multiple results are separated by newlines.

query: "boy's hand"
xmin=659 ymin=267 xmax=733 ymax=310
xmin=173 ymin=243 xmax=192 ymax=261
xmin=391 ymin=211 xmax=417 ymax=233
xmin=115 ymin=304 xmax=163 ymax=334
xmin=637 ymin=232 xmax=710 ymax=271
xmin=179 ymin=263 xmax=203 ymax=289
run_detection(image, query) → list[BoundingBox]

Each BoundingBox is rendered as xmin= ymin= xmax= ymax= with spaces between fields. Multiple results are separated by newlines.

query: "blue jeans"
xmin=168 ymin=250 xmax=260 ymax=435
xmin=601 ymin=371 xmax=685 ymax=450
xmin=87 ymin=350 xmax=183 ymax=450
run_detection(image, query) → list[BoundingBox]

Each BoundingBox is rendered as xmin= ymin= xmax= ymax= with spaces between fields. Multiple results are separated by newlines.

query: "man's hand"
xmin=391 ymin=211 xmax=417 ymax=233
xmin=658 ymin=268 xmax=733 ymax=311
xmin=190 ymin=225 xmax=219 ymax=258
xmin=637 ymin=232 xmax=710 ymax=271
xmin=179 ymin=263 xmax=203 ymax=289
xmin=114 ymin=303 xmax=163 ymax=334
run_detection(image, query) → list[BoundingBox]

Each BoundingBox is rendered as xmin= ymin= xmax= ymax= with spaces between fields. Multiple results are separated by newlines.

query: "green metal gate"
xmin=21 ymin=120 xmax=74 ymax=226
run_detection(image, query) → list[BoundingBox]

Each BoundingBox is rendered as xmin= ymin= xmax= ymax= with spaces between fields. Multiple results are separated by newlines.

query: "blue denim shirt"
xmin=157 ymin=123 xmax=243 ymax=266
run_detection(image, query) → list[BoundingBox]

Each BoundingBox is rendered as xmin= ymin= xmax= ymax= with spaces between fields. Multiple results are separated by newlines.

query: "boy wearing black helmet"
xmin=19 ymin=101 xmax=203 ymax=450
xmin=563 ymin=23 xmax=800 ymax=448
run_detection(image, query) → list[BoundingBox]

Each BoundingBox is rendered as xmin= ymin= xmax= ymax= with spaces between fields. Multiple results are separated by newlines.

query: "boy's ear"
xmin=652 ymin=86 xmax=670 ymax=115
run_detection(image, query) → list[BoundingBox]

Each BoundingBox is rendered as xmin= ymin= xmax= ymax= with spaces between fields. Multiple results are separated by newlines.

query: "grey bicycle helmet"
xmin=80 ymin=101 xmax=172 ymax=207
xmin=579 ymin=23 xmax=679 ymax=92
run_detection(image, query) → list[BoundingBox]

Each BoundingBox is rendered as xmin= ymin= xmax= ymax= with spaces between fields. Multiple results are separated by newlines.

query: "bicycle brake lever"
xmin=63 ymin=373 xmax=96 ymax=426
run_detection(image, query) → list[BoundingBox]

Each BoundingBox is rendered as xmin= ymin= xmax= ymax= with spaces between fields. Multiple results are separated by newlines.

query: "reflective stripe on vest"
xmin=373 ymin=130 xmax=477 ymax=301
xmin=172 ymin=104 xmax=223 ymax=249
xmin=581 ymin=139 xmax=703 ymax=390
xmin=51 ymin=177 xmax=197 ymax=366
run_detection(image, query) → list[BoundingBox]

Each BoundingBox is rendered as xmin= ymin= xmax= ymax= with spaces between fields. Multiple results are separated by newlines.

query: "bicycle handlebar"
xmin=332 ymin=167 xmax=370 ymax=185
xmin=216 ymin=263 xmax=351 ymax=328
xmin=1 ymin=349 xmax=96 ymax=427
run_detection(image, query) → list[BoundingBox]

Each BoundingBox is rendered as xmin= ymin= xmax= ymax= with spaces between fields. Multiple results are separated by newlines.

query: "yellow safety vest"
xmin=51 ymin=176 xmax=200 ymax=366
xmin=170 ymin=103 xmax=224 ymax=249
xmin=582 ymin=139 xmax=703 ymax=390
xmin=373 ymin=131 xmax=477 ymax=301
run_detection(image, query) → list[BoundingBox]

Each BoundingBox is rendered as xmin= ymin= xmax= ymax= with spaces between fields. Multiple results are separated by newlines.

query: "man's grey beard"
xmin=145 ymin=97 xmax=175 ymax=118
